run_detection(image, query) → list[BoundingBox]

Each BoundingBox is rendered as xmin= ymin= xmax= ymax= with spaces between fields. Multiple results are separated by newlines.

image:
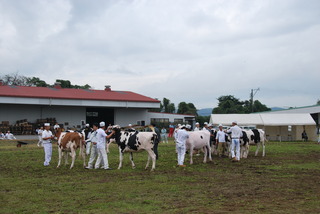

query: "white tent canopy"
xmin=209 ymin=113 xmax=316 ymax=126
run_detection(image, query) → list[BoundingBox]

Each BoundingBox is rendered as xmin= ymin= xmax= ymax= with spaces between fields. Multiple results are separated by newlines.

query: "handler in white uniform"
xmin=216 ymin=124 xmax=228 ymax=157
xmin=227 ymin=121 xmax=243 ymax=162
xmin=85 ymin=123 xmax=102 ymax=169
xmin=95 ymin=122 xmax=114 ymax=170
xmin=194 ymin=122 xmax=200 ymax=131
xmin=175 ymin=125 xmax=189 ymax=167
xmin=42 ymin=123 xmax=54 ymax=166
xmin=37 ymin=126 xmax=44 ymax=147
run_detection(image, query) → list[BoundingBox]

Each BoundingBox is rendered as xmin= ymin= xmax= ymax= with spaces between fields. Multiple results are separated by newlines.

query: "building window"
xmin=150 ymin=118 xmax=169 ymax=127
xmin=174 ymin=119 xmax=183 ymax=124
xmin=86 ymin=112 xmax=98 ymax=117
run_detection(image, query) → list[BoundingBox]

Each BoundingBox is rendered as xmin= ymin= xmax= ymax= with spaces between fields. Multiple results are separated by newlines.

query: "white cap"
xmin=99 ymin=122 xmax=105 ymax=127
xmin=219 ymin=124 xmax=223 ymax=127
xmin=195 ymin=122 xmax=199 ymax=125
xmin=128 ymin=124 xmax=132 ymax=126
xmin=208 ymin=123 xmax=213 ymax=127
xmin=186 ymin=124 xmax=191 ymax=129
xmin=86 ymin=124 xmax=89 ymax=127
xmin=204 ymin=122 xmax=208 ymax=125
xmin=232 ymin=121 xmax=237 ymax=124
xmin=44 ymin=123 xmax=50 ymax=127
xmin=180 ymin=125 xmax=186 ymax=129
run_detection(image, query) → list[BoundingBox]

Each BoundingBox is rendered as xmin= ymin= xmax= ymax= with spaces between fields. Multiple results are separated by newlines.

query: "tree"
xmin=1 ymin=72 xmax=29 ymax=86
xmin=317 ymin=99 xmax=320 ymax=105
xmin=212 ymin=95 xmax=270 ymax=114
xmin=26 ymin=77 xmax=48 ymax=87
xmin=177 ymin=102 xmax=197 ymax=115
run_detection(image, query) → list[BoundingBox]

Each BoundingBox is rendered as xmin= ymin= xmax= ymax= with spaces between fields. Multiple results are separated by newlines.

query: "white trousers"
xmin=86 ymin=142 xmax=91 ymax=155
xmin=95 ymin=147 xmax=109 ymax=169
xmin=43 ymin=143 xmax=52 ymax=166
xmin=37 ymin=136 xmax=43 ymax=147
xmin=176 ymin=143 xmax=186 ymax=165
xmin=87 ymin=144 xmax=103 ymax=168
xmin=231 ymin=139 xmax=240 ymax=160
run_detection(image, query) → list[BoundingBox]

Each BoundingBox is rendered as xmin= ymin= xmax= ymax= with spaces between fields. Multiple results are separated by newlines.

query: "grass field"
xmin=1 ymin=139 xmax=320 ymax=214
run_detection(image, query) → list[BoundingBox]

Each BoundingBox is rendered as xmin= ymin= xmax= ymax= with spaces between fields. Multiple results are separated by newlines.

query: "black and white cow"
xmin=244 ymin=129 xmax=266 ymax=157
xmin=240 ymin=130 xmax=250 ymax=158
xmin=112 ymin=125 xmax=158 ymax=171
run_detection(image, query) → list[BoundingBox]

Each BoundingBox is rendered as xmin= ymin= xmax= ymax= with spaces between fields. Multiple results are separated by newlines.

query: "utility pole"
xmin=250 ymin=88 xmax=260 ymax=112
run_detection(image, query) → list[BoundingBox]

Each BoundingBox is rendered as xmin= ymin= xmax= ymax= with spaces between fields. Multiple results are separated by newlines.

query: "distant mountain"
xmin=270 ymin=107 xmax=286 ymax=111
xmin=197 ymin=108 xmax=213 ymax=116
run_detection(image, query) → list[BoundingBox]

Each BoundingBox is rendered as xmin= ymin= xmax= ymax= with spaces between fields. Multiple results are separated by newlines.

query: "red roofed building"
xmin=0 ymin=83 xmax=195 ymax=130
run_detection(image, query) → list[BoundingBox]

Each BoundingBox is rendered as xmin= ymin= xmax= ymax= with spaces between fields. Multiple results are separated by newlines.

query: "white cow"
xmin=245 ymin=129 xmax=266 ymax=157
xmin=112 ymin=126 xmax=158 ymax=171
xmin=186 ymin=130 xmax=212 ymax=164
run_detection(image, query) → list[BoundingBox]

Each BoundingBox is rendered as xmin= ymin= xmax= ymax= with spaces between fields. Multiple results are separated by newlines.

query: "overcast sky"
xmin=1 ymin=0 xmax=319 ymax=109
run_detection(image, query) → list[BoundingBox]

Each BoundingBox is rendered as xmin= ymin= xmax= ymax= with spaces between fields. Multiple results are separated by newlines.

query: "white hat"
xmin=219 ymin=124 xmax=223 ymax=127
xmin=44 ymin=123 xmax=50 ymax=127
xmin=195 ymin=122 xmax=199 ymax=125
xmin=232 ymin=121 xmax=237 ymax=124
xmin=208 ymin=123 xmax=213 ymax=127
xmin=99 ymin=122 xmax=105 ymax=127
xmin=204 ymin=122 xmax=208 ymax=125
xmin=186 ymin=124 xmax=191 ymax=129
xmin=128 ymin=124 xmax=132 ymax=126
xmin=180 ymin=125 xmax=186 ymax=129
xmin=86 ymin=124 xmax=89 ymax=127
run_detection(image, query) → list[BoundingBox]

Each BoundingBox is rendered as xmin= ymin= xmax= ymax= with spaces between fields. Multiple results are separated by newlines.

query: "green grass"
xmin=1 ymin=139 xmax=320 ymax=213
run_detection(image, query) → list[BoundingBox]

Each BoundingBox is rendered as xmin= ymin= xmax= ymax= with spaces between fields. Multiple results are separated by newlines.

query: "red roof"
xmin=0 ymin=85 xmax=160 ymax=103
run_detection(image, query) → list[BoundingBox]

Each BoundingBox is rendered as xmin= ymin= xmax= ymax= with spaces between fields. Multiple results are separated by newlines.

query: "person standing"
xmin=53 ymin=122 xmax=60 ymax=131
xmin=227 ymin=121 xmax=243 ymax=162
xmin=42 ymin=123 xmax=54 ymax=166
xmin=126 ymin=124 xmax=135 ymax=132
xmin=175 ymin=125 xmax=189 ymax=167
xmin=85 ymin=123 xmax=101 ymax=169
xmin=194 ymin=122 xmax=200 ymax=131
xmin=161 ymin=127 xmax=168 ymax=144
xmin=168 ymin=123 xmax=175 ymax=137
xmin=216 ymin=124 xmax=227 ymax=157
xmin=150 ymin=124 xmax=161 ymax=160
xmin=95 ymin=122 xmax=113 ymax=170
xmin=37 ymin=126 xmax=44 ymax=147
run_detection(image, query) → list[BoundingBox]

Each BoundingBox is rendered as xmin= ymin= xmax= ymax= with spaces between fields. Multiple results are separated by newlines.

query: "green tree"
xmin=177 ymin=102 xmax=197 ymax=115
xmin=26 ymin=77 xmax=48 ymax=87
xmin=212 ymin=95 xmax=270 ymax=114
xmin=56 ymin=79 xmax=72 ymax=88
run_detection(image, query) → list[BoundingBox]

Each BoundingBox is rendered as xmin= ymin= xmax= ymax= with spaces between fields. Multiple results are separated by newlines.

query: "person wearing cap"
xmin=216 ymin=124 xmax=228 ymax=157
xmin=126 ymin=124 xmax=135 ymax=132
xmin=194 ymin=122 xmax=200 ymax=131
xmin=95 ymin=121 xmax=114 ymax=170
xmin=85 ymin=123 xmax=103 ymax=169
xmin=83 ymin=124 xmax=93 ymax=155
xmin=202 ymin=122 xmax=209 ymax=131
xmin=175 ymin=125 xmax=189 ymax=167
xmin=226 ymin=121 xmax=243 ymax=162
xmin=42 ymin=123 xmax=54 ymax=166
xmin=53 ymin=122 xmax=60 ymax=130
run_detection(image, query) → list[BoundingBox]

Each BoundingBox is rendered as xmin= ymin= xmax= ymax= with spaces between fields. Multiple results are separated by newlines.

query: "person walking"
xmin=175 ymin=125 xmax=189 ymax=167
xmin=227 ymin=121 xmax=243 ymax=162
xmin=42 ymin=123 xmax=54 ymax=166
xmin=216 ymin=124 xmax=227 ymax=157
xmin=95 ymin=122 xmax=113 ymax=170
xmin=168 ymin=123 xmax=175 ymax=137
xmin=161 ymin=127 xmax=168 ymax=143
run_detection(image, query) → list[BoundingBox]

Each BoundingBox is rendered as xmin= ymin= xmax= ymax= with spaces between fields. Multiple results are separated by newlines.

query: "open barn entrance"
xmin=86 ymin=108 xmax=114 ymax=126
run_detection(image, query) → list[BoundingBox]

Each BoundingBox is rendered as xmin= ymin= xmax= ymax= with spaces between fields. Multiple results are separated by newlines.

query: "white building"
xmin=0 ymin=83 xmax=195 ymax=131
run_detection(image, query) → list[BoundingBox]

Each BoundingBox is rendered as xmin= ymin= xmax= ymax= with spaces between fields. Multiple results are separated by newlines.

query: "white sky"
xmin=1 ymin=0 xmax=319 ymax=109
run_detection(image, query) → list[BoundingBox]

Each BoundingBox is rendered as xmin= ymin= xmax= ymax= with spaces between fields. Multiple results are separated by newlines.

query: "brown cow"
xmin=57 ymin=131 xmax=86 ymax=169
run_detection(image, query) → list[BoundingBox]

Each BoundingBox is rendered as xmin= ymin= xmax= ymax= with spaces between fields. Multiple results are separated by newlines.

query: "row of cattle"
xmin=54 ymin=126 xmax=266 ymax=171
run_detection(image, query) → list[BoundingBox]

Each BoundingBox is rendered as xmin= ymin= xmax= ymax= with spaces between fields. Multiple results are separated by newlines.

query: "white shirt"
xmin=216 ymin=130 xmax=227 ymax=142
xmin=42 ymin=130 xmax=53 ymax=144
xmin=175 ymin=129 xmax=189 ymax=146
xmin=6 ymin=133 xmax=16 ymax=140
xmin=38 ymin=129 xmax=43 ymax=136
xmin=194 ymin=127 xmax=200 ymax=131
xmin=227 ymin=125 xmax=243 ymax=139
xmin=96 ymin=128 xmax=107 ymax=149
xmin=88 ymin=131 xmax=98 ymax=144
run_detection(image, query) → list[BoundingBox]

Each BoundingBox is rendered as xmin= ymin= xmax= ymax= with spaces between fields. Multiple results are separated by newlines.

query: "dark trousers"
xmin=153 ymin=142 xmax=159 ymax=160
